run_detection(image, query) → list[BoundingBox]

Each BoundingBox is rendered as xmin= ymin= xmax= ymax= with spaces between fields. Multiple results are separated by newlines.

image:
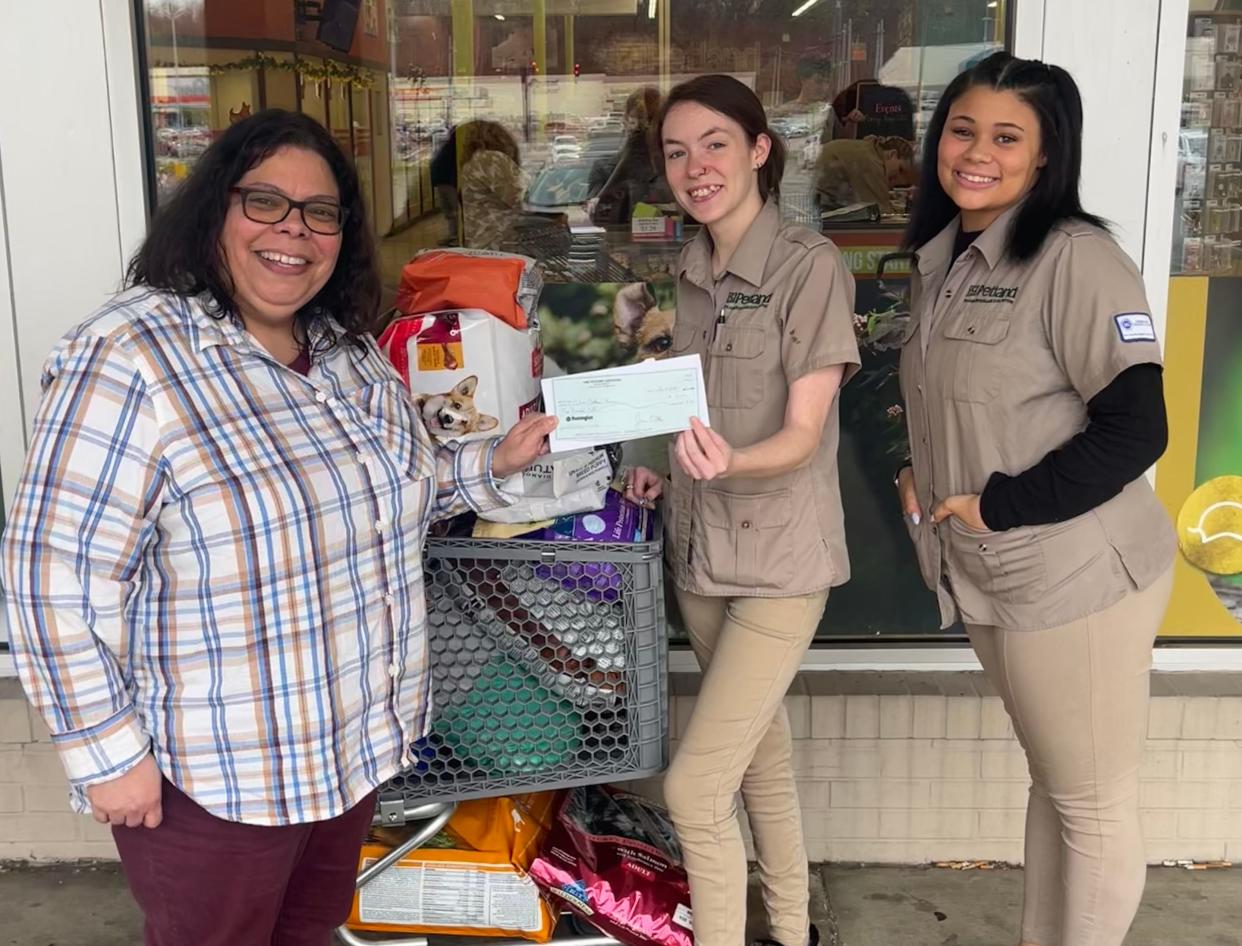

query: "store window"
xmin=135 ymin=0 xmax=1012 ymax=640
xmin=1159 ymin=4 xmax=1242 ymax=638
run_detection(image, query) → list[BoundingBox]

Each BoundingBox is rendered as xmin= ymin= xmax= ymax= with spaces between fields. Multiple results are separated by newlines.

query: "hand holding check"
xmin=675 ymin=417 xmax=734 ymax=480
xmin=624 ymin=417 xmax=733 ymax=510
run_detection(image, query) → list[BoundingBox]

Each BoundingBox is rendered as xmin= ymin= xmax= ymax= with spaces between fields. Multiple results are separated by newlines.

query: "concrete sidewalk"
xmin=823 ymin=864 xmax=1242 ymax=946
xmin=1 ymin=861 xmax=1239 ymax=945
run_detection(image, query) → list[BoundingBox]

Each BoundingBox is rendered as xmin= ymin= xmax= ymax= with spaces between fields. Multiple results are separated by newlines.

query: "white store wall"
xmin=0 ymin=0 xmax=149 ymax=648
xmin=0 ymin=1 xmax=147 ymax=440
xmin=1014 ymin=0 xmax=1183 ymax=323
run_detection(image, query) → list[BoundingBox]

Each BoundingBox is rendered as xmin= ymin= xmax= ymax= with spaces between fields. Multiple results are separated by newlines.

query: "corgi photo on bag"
xmin=378 ymin=308 xmax=541 ymax=444
xmin=416 ymin=375 xmax=500 ymax=438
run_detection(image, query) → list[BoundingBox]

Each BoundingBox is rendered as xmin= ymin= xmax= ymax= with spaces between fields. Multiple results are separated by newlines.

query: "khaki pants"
xmin=966 ymin=568 xmax=1174 ymax=946
xmin=664 ymin=589 xmax=828 ymax=946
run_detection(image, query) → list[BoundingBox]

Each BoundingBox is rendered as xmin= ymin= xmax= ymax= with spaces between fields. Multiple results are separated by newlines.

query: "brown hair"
xmin=654 ymin=74 xmax=787 ymax=202
xmin=460 ymin=120 xmax=520 ymax=165
xmin=868 ymin=135 xmax=915 ymax=162
xmin=625 ymin=86 xmax=663 ymax=132
xmin=127 ymin=109 xmax=378 ymax=351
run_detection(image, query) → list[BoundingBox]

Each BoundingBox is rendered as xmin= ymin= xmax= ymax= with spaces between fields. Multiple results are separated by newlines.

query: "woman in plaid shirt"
xmin=1 ymin=109 xmax=554 ymax=945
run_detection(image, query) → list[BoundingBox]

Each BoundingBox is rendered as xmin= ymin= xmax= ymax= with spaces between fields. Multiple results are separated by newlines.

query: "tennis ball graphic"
xmin=1178 ymin=475 xmax=1242 ymax=576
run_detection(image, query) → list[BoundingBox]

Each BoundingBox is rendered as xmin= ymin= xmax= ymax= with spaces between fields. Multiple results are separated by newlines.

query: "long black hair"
xmin=127 ymin=108 xmax=380 ymax=350
xmin=903 ymin=52 xmax=1108 ymax=261
xmin=654 ymin=74 xmax=787 ymax=202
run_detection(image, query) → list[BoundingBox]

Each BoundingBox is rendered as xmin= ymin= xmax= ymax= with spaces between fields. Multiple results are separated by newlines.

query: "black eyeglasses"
xmin=230 ymin=187 xmax=348 ymax=235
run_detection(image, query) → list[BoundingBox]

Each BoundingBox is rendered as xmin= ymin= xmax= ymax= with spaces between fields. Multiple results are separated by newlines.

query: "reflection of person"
xmin=769 ymin=51 xmax=835 ymax=117
xmin=459 ymin=120 xmax=525 ymax=249
xmin=896 ymin=54 xmax=1175 ymax=946
xmin=0 ymin=109 xmax=554 ymax=946
xmin=829 ymin=80 xmax=915 ymax=141
xmin=815 ymin=135 xmax=916 ymax=214
xmin=591 ymin=86 xmax=674 ymax=225
xmin=429 ymin=124 xmax=461 ymax=245
xmin=628 ymin=75 xmax=860 ymax=946
xmin=588 ymin=153 xmax=619 ymax=200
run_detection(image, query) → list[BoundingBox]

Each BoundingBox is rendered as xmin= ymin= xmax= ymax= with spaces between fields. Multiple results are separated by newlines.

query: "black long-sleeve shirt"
xmin=978 ymin=362 xmax=1168 ymax=530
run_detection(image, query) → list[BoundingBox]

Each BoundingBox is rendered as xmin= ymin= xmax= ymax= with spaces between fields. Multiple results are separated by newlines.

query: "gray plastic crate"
xmin=380 ymin=532 xmax=669 ymax=805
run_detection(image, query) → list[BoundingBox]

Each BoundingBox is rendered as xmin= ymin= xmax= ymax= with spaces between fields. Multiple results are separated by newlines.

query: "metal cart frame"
xmin=336 ymin=798 xmax=622 ymax=946
xmin=336 ymin=531 xmax=667 ymax=946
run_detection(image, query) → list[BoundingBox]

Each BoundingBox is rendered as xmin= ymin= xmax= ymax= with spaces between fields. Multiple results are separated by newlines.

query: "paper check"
xmin=543 ymin=355 xmax=710 ymax=452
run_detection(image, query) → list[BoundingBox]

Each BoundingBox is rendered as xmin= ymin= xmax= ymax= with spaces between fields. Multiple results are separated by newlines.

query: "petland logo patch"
xmin=963 ymin=283 xmax=1019 ymax=304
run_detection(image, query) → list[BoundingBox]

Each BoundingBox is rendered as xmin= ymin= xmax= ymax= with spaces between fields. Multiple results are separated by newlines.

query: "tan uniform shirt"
xmin=666 ymin=201 xmax=861 ymax=597
xmin=900 ymin=206 xmax=1177 ymax=630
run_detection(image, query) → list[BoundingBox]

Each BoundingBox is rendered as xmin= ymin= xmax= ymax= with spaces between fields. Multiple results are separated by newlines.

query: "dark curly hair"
xmin=127 ymin=108 xmax=380 ymax=350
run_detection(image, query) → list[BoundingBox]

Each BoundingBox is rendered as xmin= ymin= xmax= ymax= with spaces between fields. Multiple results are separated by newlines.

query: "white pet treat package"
xmin=378 ymin=307 xmax=612 ymax=524
xmin=378 ymin=308 xmax=541 ymax=443
xmin=484 ymin=448 xmax=614 ymax=525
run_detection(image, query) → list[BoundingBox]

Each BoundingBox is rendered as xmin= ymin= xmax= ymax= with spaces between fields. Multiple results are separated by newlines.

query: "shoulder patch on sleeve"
xmin=1114 ymin=312 xmax=1156 ymax=343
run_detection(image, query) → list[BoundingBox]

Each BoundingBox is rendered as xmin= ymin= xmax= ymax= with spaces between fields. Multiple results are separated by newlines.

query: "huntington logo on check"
xmin=1114 ymin=312 xmax=1156 ymax=342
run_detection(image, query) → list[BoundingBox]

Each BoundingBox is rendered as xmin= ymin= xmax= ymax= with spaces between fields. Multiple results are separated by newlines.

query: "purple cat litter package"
xmin=523 ymin=488 xmax=654 ymax=604
xmin=524 ymin=488 xmax=652 ymax=544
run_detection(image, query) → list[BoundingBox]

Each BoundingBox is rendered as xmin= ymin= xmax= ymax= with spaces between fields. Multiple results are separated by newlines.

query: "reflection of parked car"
xmin=154 ymin=124 xmax=212 ymax=159
xmin=771 ymin=118 xmax=810 ymax=139
xmin=552 ymin=143 xmax=582 ymax=163
xmin=524 ymin=160 xmax=593 ymax=228
xmin=800 ymin=132 xmax=821 ymax=170
xmin=525 ymin=160 xmax=594 ymax=211
xmin=582 ymin=133 xmax=624 ymax=159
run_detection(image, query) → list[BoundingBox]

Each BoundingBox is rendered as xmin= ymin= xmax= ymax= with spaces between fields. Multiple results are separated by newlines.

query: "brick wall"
xmin=637 ymin=671 xmax=1242 ymax=865
xmin=0 ymin=679 xmax=118 ymax=860
xmin=4 ymin=672 xmax=1242 ymax=864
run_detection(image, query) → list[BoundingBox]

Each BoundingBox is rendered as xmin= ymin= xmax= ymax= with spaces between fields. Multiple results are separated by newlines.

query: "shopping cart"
xmin=338 ymin=527 xmax=669 ymax=946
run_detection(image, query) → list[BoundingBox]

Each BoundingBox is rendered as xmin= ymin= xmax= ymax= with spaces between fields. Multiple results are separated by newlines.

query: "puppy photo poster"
xmin=539 ymin=280 xmax=677 ymax=475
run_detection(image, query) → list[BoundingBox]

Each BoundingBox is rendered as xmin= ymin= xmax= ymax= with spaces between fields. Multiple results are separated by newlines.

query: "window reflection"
xmin=140 ymin=0 xmax=1008 ymax=282
xmin=1173 ymin=11 xmax=1242 ymax=275
xmin=136 ymin=0 xmax=1011 ymax=639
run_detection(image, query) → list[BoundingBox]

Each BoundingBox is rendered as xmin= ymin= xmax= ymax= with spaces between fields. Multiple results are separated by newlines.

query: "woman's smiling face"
xmin=937 ymin=85 xmax=1046 ymax=230
xmin=660 ymin=100 xmax=770 ymax=229
xmin=220 ymin=145 xmax=343 ymax=332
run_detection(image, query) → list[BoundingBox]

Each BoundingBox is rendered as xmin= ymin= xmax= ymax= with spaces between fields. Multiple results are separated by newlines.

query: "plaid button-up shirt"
xmin=2 ymin=288 xmax=507 ymax=824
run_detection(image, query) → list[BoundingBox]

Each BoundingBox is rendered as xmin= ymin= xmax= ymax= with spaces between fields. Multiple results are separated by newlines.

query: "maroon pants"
xmin=112 ymin=779 xmax=377 ymax=946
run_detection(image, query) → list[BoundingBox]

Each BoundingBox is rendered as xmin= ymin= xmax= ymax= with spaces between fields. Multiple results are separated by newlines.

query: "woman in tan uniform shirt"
xmin=896 ymin=54 xmax=1176 ymax=946
xmin=628 ymin=75 xmax=860 ymax=946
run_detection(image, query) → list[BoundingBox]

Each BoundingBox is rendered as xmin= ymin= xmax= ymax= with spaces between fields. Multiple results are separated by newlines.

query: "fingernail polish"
xmin=911 ymin=513 xmax=921 ymax=526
